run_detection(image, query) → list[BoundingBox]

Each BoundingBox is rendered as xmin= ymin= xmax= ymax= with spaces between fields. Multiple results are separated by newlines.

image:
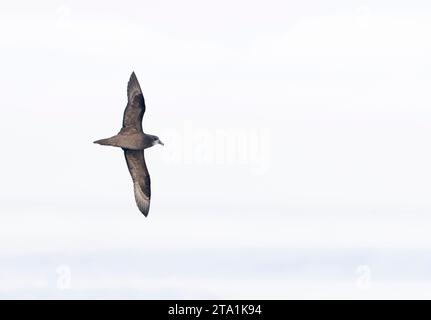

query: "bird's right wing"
xmin=120 ymin=72 xmax=146 ymax=134
xmin=124 ymin=149 xmax=151 ymax=216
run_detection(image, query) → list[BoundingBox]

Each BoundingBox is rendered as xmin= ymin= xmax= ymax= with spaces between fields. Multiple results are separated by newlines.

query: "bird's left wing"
xmin=124 ymin=149 xmax=151 ymax=216
xmin=120 ymin=72 xmax=146 ymax=134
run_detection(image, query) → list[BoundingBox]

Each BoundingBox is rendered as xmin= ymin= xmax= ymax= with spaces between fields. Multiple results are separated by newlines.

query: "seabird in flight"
xmin=94 ymin=72 xmax=163 ymax=216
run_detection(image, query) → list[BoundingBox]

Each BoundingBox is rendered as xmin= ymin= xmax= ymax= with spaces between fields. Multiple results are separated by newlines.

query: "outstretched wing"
xmin=120 ymin=72 xmax=146 ymax=134
xmin=124 ymin=149 xmax=151 ymax=216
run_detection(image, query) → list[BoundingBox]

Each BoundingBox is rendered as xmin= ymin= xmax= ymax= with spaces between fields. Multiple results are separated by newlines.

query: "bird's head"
xmin=152 ymin=135 xmax=164 ymax=146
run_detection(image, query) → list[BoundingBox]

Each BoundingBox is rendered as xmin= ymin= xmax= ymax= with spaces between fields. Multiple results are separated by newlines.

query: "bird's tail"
xmin=93 ymin=136 xmax=120 ymax=147
xmin=94 ymin=134 xmax=144 ymax=150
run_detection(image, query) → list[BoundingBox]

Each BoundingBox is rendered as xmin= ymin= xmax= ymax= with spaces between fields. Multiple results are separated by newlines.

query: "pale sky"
xmin=1 ymin=0 xmax=431 ymax=215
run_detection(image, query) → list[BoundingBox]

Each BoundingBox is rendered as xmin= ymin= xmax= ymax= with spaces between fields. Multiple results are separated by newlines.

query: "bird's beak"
xmin=158 ymin=140 xmax=164 ymax=146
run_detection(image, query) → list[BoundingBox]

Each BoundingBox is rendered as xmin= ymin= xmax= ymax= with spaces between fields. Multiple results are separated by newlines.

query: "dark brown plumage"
xmin=94 ymin=72 xmax=163 ymax=216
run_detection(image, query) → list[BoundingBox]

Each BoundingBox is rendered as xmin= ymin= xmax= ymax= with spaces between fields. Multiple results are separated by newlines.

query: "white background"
xmin=1 ymin=0 xmax=431 ymax=298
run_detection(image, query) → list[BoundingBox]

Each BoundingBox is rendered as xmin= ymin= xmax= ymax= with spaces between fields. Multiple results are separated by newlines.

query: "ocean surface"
xmin=1 ymin=206 xmax=431 ymax=299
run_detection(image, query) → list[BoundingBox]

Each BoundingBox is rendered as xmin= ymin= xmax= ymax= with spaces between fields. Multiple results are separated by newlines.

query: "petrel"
xmin=94 ymin=72 xmax=163 ymax=217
